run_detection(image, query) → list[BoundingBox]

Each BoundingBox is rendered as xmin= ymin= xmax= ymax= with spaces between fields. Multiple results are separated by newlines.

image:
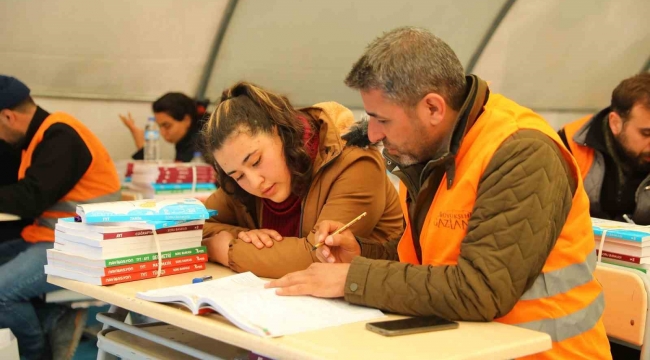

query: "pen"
xmin=192 ymin=275 xmax=213 ymax=283
xmin=312 ymin=212 xmax=367 ymax=251
xmin=623 ymin=214 xmax=636 ymax=225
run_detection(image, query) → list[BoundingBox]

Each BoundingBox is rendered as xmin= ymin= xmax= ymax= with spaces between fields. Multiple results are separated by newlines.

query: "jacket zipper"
xmin=298 ymin=151 xmax=341 ymax=237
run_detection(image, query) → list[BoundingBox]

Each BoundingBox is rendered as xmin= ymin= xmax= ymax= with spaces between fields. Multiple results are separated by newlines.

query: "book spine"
xmin=153 ymin=189 xmax=216 ymax=194
xmin=104 ymin=246 xmax=207 ymax=267
xmin=102 ymin=224 xmax=203 ymax=240
xmin=101 ymin=262 xmax=206 ymax=285
xmin=601 ymin=259 xmax=647 ymax=273
xmin=595 ymin=249 xmax=641 ymax=264
xmin=85 ymin=213 xmax=208 ymax=223
xmin=104 ymin=254 xmax=208 ymax=275
xmin=150 ymin=183 xmax=216 ymax=191
xmin=593 ymin=229 xmax=644 ymax=242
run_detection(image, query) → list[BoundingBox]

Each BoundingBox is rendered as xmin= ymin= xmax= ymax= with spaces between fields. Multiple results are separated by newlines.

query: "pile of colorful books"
xmin=45 ymin=198 xmax=215 ymax=285
xmin=592 ymin=217 xmax=650 ymax=273
xmin=125 ymin=162 xmax=217 ymax=200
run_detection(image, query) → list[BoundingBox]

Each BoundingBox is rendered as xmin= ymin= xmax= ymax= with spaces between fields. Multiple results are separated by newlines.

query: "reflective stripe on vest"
xmin=520 ymin=250 xmax=597 ymax=300
xmin=515 ymin=292 xmax=605 ymax=343
xmin=35 ymin=191 xmax=121 ymax=229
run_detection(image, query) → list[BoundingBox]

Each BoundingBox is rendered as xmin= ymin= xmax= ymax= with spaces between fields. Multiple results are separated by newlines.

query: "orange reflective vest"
xmin=397 ymin=94 xmax=610 ymax=359
xmin=562 ymin=115 xmax=595 ymax=180
xmin=18 ymin=112 xmax=121 ymax=242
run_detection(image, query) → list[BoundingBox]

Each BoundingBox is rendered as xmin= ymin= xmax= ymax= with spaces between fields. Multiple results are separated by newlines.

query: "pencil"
xmin=311 ymin=212 xmax=367 ymax=251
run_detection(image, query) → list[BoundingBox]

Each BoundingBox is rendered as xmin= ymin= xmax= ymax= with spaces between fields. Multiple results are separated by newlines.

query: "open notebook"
xmin=136 ymin=272 xmax=384 ymax=337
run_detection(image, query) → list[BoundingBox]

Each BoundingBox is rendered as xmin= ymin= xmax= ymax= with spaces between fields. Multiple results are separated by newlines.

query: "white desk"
xmin=0 ymin=213 xmax=20 ymax=221
xmin=48 ymin=264 xmax=552 ymax=359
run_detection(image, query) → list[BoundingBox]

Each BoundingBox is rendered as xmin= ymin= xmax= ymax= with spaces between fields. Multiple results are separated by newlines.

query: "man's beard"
xmin=615 ymin=132 xmax=650 ymax=174
xmin=382 ymin=139 xmax=421 ymax=167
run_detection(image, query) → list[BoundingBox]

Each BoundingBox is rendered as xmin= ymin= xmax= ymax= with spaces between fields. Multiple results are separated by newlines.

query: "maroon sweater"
xmin=261 ymin=117 xmax=319 ymax=237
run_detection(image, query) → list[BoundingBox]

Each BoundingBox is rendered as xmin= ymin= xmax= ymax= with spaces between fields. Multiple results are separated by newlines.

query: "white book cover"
xmin=597 ymin=241 xmax=650 ymax=258
xmin=136 ymin=272 xmax=385 ymax=337
xmin=56 ymin=219 xmax=204 ymax=238
xmin=54 ymin=229 xmax=202 ymax=248
xmin=54 ymin=238 xmax=202 ymax=258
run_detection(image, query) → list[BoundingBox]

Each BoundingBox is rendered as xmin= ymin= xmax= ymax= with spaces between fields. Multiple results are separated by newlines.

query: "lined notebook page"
xmin=139 ymin=272 xmax=384 ymax=336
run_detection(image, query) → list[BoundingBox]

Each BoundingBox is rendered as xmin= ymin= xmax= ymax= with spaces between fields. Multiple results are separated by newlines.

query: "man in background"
xmin=0 ymin=75 xmax=121 ymax=360
xmin=559 ymin=73 xmax=650 ymax=224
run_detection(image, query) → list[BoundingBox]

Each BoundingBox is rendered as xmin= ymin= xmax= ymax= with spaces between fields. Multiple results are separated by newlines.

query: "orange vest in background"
xmin=18 ymin=112 xmax=121 ymax=242
xmin=397 ymin=94 xmax=610 ymax=359
xmin=562 ymin=115 xmax=595 ymax=180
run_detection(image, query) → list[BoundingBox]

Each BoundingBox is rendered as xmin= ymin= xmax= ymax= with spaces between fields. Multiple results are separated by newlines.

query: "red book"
xmin=45 ymin=262 xmax=207 ymax=285
xmin=47 ymin=254 xmax=208 ymax=276
xmin=596 ymin=249 xmax=641 ymax=264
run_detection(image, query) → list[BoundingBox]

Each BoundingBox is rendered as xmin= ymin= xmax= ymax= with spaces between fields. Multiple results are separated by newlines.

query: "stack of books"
xmin=592 ymin=218 xmax=650 ymax=272
xmin=126 ymin=162 xmax=217 ymax=200
xmin=45 ymin=198 xmax=215 ymax=285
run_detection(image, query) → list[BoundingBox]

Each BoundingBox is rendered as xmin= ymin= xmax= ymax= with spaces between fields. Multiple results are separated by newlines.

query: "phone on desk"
xmin=366 ymin=315 xmax=459 ymax=336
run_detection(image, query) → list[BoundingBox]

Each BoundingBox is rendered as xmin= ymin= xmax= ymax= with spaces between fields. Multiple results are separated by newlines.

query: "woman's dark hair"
xmin=203 ymin=82 xmax=314 ymax=202
xmin=152 ymin=92 xmax=199 ymax=124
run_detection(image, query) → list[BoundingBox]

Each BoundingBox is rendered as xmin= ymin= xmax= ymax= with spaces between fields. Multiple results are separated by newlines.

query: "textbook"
xmin=596 ymin=249 xmax=648 ymax=264
xmin=45 ymin=262 xmax=207 ymax=285
xmin=47 ymin=254 xmax=208 ymax=277
xmin=595 ymin=241 xmax=650 ymax=258
xmin=54 ymin=222 xmax=203 ymax=245
xmin=54 ymin=237 xmax=202 ymax=258
xmin=46 ymin=246 xmax=207 ymax=267
xmin=77 ymin=198 xmax=212 ymax=223
xmin=592 ymin=218 xmax=650 ymax=243
xmin=54 ymin=230 xmax=202 ymax=250
xmin=57 ymin=217 xmax=205 ymax=232
xmin=136 ymin=272 xmax=385 ymax=337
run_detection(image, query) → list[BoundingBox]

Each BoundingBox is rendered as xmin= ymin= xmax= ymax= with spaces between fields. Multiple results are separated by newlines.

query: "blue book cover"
xmin=77 ymin=198 xmax=215 ymax=223
xmin=150 ymin=183 xmax=216 ymax=191
xmin=58 ymin=211 xmax=216 ymax=230
xmin=592 ymin=218 xmax=650 ymax=243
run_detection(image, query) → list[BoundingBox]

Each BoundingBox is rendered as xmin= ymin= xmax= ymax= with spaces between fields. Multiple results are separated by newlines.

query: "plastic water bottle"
xmin=144 ymin=116 xmax=160 ymax=162
xmin=191 ymin=151 xmax=204 ymax=164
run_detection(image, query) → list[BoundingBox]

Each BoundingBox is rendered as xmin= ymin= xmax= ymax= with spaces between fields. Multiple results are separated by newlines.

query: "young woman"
xmin=119 ymin=93 xmax=208 ymax=162
xmin=201 ymin=82 xmax=403 ymax=278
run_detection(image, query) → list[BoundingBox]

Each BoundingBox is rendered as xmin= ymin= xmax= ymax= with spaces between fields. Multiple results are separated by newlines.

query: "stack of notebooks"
xmin=45 ymin=198 xmax=215 ymax=285
xmin=126 ymin=162 xmax=217 ymax=199
xmin=592 ymin=217 xmax=650 ymax=272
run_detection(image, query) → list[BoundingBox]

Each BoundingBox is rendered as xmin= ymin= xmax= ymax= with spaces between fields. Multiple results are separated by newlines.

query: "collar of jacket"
xmin=20 ymin=106 xmax=50 ymax=150
xmin=384 ymin=74 xmax=489 ymax=189
xmin=582 ymin=107 xmax=611 ymax=155
xmin=300 ymin=102 xmax=356 ymax=174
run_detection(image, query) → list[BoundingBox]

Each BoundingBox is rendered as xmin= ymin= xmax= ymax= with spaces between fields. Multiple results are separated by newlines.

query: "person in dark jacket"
xmin=0 ymin=140 xmax=32 ymax=241
xmin=558 ymin=73 xmax=650 ymax=224
xmin=119 ymin=93 xmax=208 ymax=162
xmin=0 ymin=75 xmax=121 ymax=360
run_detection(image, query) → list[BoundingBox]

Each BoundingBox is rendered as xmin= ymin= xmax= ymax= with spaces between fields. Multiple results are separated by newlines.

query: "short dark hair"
xmin=152 ymin=93 xmax=199 ymax=123
xmin=203 ymin=82 xmax=314 ymax=203
xmin=345 ymin=26 xmax=467 ymax=110
xmin=611 ymin=73 xmax=650 ymax=121
xmin=9 ymin=96 xmax=36 ymax=113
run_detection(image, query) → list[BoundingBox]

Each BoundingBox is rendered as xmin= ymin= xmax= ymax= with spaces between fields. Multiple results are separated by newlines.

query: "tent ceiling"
xmin=1 ymin=0 xmax=648 ymax=111
xmin=0 ymin=0 xmax=227 ymax=101
xmin=204 ymin=0 xmax=507 ymax=107
xmin=473 ymin=0 xmax=650 ymax=111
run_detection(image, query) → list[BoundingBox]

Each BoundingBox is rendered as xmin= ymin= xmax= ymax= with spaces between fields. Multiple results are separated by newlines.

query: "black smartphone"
xmin=366 ymin=316 xmax=459 ymax=337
